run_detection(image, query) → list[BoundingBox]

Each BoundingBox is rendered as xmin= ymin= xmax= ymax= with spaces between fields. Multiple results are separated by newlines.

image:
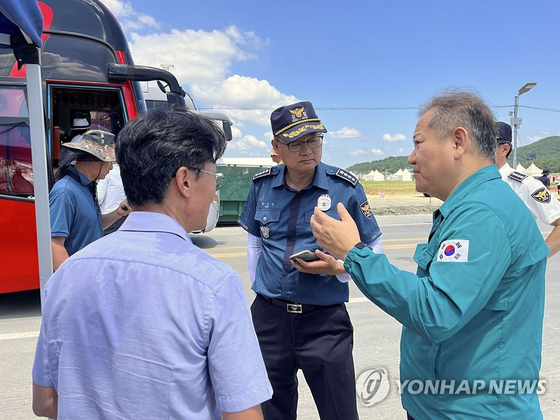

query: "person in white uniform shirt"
xmin=496 ymin=121 xmax=560 ymax=257
xmin=97 ymin=163 xmax=127 ymax=234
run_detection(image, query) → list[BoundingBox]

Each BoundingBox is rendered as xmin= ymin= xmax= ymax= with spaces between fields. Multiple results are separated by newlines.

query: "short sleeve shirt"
xmin=499 ymin=163 xmax=560 ymax=225
xmin=238 ymin=162 xmax=381 ymax=305
xmin=49 ymin=167 xmax=103 ymax=256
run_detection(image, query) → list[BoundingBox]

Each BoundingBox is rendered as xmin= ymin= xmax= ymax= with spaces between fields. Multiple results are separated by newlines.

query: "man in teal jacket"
xmin=311 ymin=90 xmax=548 ymax=419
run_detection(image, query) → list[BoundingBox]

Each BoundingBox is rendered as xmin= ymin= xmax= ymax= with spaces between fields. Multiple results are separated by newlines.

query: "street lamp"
xmin=512 ymin=82 xmax=537 ymax=168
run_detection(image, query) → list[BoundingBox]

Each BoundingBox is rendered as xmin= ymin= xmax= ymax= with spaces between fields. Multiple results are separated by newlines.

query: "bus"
xmin=0 ymin=0 xmax=230 ymax=294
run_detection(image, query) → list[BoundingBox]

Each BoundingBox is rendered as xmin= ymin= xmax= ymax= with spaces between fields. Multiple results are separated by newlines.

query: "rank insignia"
xmin=317 ymin=194 xmax=331 ymax=211
xmin=531 ymin=187 xmax=551 ymax=203
xmin=508 ymin=171 xmax=528 ymax=183
xmin=360 ymin=200 xmax=373 ymax=220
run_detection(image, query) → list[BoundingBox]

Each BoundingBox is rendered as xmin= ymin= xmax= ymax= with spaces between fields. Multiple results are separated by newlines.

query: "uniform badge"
xmin=360 ymin=200 xmax=373 ymax=220
xmin=531 ymin=187 xmax=551 ymax=203
xmin=260 ymin=225 xmax=270 ymax=239
xmin=317 ymin=194 xmax=331 ymax=211
xmin=437 ymin=240 xmax=469 ymax=262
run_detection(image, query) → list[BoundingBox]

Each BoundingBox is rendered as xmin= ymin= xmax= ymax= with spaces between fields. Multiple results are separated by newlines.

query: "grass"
xmin=359 ymin=181 xmax=419 ymax=196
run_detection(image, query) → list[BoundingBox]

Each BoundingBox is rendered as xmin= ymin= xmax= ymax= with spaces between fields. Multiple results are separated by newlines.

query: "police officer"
xmin=239 ymin=101 xmax=383 ymax=420
xmin=496 ymin=121 xmax=560 ymax=257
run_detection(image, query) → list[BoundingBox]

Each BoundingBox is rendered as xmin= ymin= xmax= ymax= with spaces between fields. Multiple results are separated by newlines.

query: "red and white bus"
xmin=0 ymin=0 xmax=231 ymax=294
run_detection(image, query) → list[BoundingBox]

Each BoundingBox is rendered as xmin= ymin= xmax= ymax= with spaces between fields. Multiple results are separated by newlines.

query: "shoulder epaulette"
xmin=508 ymin=171 xmax=528 ymax=183
xmin=331 ymin=168 xmax=358 ymax=186
xmin=252 ymin=168 xmax=272 ymax=181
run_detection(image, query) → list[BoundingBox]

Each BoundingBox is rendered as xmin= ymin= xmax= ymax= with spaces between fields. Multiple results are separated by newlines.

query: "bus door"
xmin=46 ymin=83 xmax=127 ymax=167
xmin=0 ymin=78 xmax=43 ymax=293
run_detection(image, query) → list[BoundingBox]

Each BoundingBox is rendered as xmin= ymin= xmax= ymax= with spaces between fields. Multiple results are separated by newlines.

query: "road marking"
xmin=208 ymin=243 xmax=418 ymax=258
xmin=0 ymin=331 xmax=39 ymax=341
xmin=349 ymin=297 xmax=370 ymax=304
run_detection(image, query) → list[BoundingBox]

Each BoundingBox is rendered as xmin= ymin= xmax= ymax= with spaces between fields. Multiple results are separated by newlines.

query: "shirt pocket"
xmin=304 ymin=209 xmax=339 ymax=223
xmin=254 ymin=209 xmax=281 ymax=240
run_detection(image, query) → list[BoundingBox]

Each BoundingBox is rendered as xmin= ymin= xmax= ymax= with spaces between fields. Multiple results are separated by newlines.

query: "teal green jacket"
xmin=345 ymin=165 xmax=548 ymax=419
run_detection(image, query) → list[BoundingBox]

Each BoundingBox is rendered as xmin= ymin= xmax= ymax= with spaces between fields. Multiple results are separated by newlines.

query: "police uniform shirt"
xmin=499 ymin=162 xmax=560 ymax=225
xmin=238 ymin=162 xmax=381 ymax=305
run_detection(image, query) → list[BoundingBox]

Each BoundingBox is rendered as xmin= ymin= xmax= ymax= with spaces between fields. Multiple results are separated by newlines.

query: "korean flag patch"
xmin=438 ymin=240 xmax=469 ymax=262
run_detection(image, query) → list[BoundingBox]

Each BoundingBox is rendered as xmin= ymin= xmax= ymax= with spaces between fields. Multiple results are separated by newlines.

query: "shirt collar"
xmin=438 ymin=164 xmax=501 ymax=218
xmin=68 ymin=166 xmax=92 ymax=186
xmin=498 ymin=162 xmax=512 ymax=177
xmin=273 ymin=162 xmax=329 ymax=191
xmin=118 ymin=211 xmax=191 ymax=242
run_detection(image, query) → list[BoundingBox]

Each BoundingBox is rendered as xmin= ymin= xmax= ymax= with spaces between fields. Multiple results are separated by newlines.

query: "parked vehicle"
xmin=0 ymin=0 xmax=228 ymax=294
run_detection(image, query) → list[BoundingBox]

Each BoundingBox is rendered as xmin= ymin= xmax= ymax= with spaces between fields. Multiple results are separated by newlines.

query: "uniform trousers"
xmin=251 ymin=294 xmax=359 ymax=420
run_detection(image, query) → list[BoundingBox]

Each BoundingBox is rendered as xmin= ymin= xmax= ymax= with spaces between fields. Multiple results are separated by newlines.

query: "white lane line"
xmin=0 ymin=331 xmax=39 ymax=341
xmin=348 ymin=297 xmax=370 ymax=304
xmin=1 ymin=299 xmax=372 ymax=341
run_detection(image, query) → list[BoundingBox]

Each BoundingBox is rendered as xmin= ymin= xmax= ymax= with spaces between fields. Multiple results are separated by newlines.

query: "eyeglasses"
xmin=277 ymin=135 xmax=323 ymax=153
xmin=188 ymin=167 xmax=224 ymax=190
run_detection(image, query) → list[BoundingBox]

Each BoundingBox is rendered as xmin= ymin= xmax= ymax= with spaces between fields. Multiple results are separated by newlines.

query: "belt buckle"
xmin=287 ymin=303 xmax=303 ymax=314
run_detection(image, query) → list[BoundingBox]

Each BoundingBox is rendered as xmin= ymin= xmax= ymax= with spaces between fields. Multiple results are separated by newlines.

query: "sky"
xmin=103 ymin=0 xmax=560 ymax=169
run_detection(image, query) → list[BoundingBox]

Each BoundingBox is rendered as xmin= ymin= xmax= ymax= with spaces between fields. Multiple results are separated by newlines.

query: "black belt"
xmin=258 ymin=294 xmax=328 ymax=314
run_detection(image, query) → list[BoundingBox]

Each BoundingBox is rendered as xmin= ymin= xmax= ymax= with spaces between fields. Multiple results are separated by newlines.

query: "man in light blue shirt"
xmin=33 ymin=108 xmax=272 ymax=420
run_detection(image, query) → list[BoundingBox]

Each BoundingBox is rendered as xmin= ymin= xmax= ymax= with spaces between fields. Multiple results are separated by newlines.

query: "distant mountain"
xmin=347 ymin=155 xmax=411 ymax=175
xmin=516 ymin=136 xmax=560 ymax=172
xmin=347 ymin=136 xmax=560 ymax=173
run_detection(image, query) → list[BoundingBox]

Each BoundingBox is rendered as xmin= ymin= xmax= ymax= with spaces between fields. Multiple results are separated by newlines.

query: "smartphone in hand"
xmin=289 ymin=250 xmax=320 ymax=262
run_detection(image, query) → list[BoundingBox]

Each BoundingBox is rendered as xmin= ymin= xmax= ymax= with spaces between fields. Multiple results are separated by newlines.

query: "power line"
xmin=519 ymin=105 xmax=560 ymax=113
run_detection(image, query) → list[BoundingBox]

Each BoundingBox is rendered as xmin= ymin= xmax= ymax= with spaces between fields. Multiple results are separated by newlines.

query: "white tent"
xmin=525 ymin=163 xmax=542 ymax=176
xmin=363 ymin=169 xmax=385 ymax=181
xmin=401 ymin=168 xmax=414 ymax=181
xmin=515 ymin=163 xmax=526 ymax=173
xmin=372 ymin=170 xmax=385 ymax=181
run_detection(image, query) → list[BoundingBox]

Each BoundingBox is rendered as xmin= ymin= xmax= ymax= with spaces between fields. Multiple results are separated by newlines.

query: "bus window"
xmin=0 ymin=86 xmax=33 ymax=195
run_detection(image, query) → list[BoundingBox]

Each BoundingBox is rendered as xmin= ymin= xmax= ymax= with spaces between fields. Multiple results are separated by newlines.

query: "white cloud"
xmin=382 ymin=133 xmax=407 ymax=142
xmin=102 ymin=0 xmax=159 ymax=31
xmin=227 ymin=134 xmax=268 ymax=151
xmin=192 ymin=75 xmax=297 ymax=125
xmin=329 ymin=127 xmax=360 ymax=139
xmin=103 ymin=0 xmax=298 ymax=136
xmin=371 ymin=149 xmax=385 ymax=156
xmin=350 ymin=149 xmax=369 ymax=156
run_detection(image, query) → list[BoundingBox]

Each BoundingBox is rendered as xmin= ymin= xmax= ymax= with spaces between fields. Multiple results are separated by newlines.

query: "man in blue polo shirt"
xmin=50 ymin=130 xmax=129 ymax=270
xmin=239 ymin=101 xmax=383 ymax=420
xmin=311 ymin=91 xmax=548 ymax=419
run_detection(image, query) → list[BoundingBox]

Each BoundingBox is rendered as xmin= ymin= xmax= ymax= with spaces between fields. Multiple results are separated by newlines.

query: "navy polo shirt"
xmin=239 ymin=162 xmax=381 ymax=305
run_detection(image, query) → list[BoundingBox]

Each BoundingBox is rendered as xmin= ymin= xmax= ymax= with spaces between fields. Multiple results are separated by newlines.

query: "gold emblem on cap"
xmin=290 ymin=107 xmax=305 ymax=119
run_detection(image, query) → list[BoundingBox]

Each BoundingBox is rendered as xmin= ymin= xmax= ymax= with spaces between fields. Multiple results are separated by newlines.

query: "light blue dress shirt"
xmin=33 ymin=211 xmax=272 ymax=419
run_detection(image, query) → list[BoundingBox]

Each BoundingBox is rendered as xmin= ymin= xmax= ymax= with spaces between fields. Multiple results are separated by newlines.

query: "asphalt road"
xmin=1 ymin=214 xmax=559 ymax=419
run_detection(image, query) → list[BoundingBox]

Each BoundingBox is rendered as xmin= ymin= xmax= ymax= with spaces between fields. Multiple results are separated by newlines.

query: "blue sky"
xmin=103 ymin=0 xmax=560 ymax=169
